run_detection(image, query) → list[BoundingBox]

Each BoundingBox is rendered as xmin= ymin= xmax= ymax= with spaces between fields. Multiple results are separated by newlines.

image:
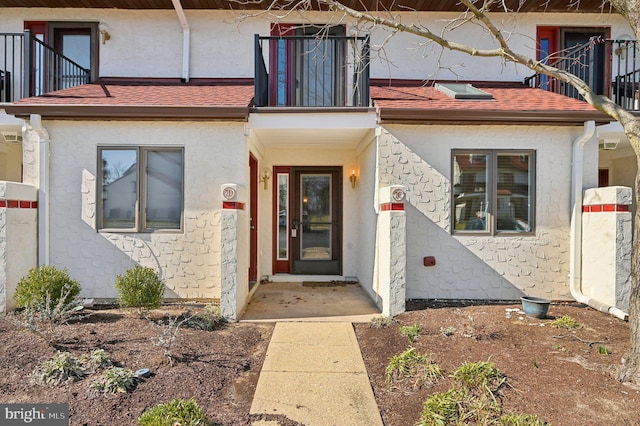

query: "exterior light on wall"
xmin=260 ymin=168 xmax=272 ymax=190
xmin=350 ymin=170 xmax=357 ymax=188
xmin=100 ymin=29 xmax=111 ymax=44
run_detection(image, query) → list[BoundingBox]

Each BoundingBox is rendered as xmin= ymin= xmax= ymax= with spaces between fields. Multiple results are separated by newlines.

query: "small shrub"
xmin=35 ymin=351 xmax=84 ymax=385
xmin=550 ymin=315 xmax=579 ymax=330
xmin=114 ymin=265 xmax=164 ymax=311
xmin=500 ymin=413 xmax=550 ymax=425
xmin=138 ymin=398 xmax=210 ymax=426
xmin=79 ymin=349 xmax=113 ymax=373
xmin=386 ymin=347 xmax=444 ymax=387
xmin=185 ymin=304 xmax=226 ymax=331
xmin=399 ymin=324 xmax=422 ymax=343
xmin=14 ymin=286 xmax=84 ymax=346
xmin=15 ymin=265 xmax=81 ymax=309
xmin=418 ymin=388 xmax=467 ymax=426
xmin=597 ymin=345 xmax=610 ymax=355
xmin=439 ymin=326 xmax=457 ymax=337
xmin=369 ymin=316 xmax=398 ymax=328
xmin=151 ymin=314 xmax=193 ymax=364
xmin=89 ymin=367 xmax=139 ymax=396
xmin=453 ymin=360 xmax=506 ymax=394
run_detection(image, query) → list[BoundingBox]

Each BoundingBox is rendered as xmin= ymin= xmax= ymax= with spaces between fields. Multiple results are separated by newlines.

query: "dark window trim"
xmin=452 ymin=149 xmax=536 ymax=236
xmin=97 ymin=146 xmax=184 ymax=233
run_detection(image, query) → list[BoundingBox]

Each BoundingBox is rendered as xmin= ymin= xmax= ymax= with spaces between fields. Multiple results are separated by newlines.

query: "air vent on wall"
xmin=599 ymin=139 xmax=619 ymax=150
xmin=1 ymin=131 xmax=22 ymax=144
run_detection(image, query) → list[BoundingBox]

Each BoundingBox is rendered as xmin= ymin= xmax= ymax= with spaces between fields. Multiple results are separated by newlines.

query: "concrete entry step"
xmin=241 ymin=281 xmax=381 ymax=322
xmin=250 ymin=322 xmax=383 ymax=426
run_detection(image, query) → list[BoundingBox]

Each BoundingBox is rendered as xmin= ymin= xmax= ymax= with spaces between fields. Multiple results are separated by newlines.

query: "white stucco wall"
xmin=0 ymin=8 xmax=632 ymax=82
xmin=600 ymin=147 xmax=637 ymax=216
xmin=379 ymin=124 xmax=599 ymax=300
xmin=355 ymin=136 xmax=378 ymax=304
xmin=28 ymin=120 xmax=247 ymax=300
xmin=0 ymin=182 xmax=37 ymax=312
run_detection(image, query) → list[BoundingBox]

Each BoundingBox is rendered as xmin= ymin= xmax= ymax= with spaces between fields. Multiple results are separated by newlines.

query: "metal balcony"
xmin=254 ymin=33 xmax=370 ymax=108
xmin=525 ymin=37 xmax=640 ymax=111
xmin=1 ymin=30 xmax=90 ymax=103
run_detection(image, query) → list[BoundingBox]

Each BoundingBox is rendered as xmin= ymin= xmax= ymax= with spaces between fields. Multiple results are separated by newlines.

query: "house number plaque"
xmin=391 ymin=188 xmax=406 ymax=202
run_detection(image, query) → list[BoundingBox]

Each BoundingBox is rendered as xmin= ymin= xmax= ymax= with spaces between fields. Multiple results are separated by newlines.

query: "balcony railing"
xmin=525 ymin=38 xmax=640 ymax=111
xmin=0 ymin=30 xmax=90 ymax=103
xmin=254 ymin=34 xmax=370 ymax=108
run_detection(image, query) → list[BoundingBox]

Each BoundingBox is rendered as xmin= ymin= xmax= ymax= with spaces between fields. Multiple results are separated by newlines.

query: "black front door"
xmin=291 ymin=167 xmax=342 ymax=275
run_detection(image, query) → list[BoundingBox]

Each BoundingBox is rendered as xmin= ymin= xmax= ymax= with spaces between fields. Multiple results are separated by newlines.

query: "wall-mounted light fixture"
xmin=100 ymin=30 xmax=111 ymax=44
xmin=349 ymin=170 xmax=357 ymax=189
xmin=260 ymin=168 xmax=272 ymax=190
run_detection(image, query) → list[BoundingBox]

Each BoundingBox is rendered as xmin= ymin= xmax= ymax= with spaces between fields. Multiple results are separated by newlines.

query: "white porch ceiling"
xmin=247 ymin=110 xmax=377 ymax=149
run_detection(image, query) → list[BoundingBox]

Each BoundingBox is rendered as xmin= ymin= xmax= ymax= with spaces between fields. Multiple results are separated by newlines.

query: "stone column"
xmin=581 ymin=186 xmax=632 ymax=312
xmin=219 ymin=184 xmax=247 ymax=321
xmin=376 ymin=185 xmax=406 ymax=317
xmin=0 ymin=182 xmax=38 ymax=312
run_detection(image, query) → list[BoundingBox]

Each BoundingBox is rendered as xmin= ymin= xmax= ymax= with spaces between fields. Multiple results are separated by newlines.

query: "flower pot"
xmin=520 ymin=296 xmax=551 ymax=319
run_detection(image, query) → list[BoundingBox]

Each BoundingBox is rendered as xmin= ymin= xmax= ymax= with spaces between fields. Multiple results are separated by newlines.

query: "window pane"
xmin=277 ymin=173 xmax=289 ymax=260
xmin=101 ymin=149 xmax=137 ymax=229
xmin=496 ymin=154 xmax=532 ymax=232
xmin=453 ymin=153 xmax=489 ymax=231
xmin=145 ymin=150 xmax=183 ymax=230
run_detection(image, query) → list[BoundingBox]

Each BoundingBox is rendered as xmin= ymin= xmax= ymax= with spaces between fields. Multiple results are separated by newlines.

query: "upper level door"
xmin=25 ymin=21 xmax=98 ymax=95
xmin=270 ymin=24 xmax=345 ymax=107
xmin=537 ymin=26 xmax=609 ymax=97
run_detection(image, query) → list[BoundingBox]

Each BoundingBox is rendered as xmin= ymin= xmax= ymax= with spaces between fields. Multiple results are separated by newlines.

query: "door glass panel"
xmin=62 ymin=34 xmax=90 ymax=68
xmin=277 ymin=173 xmax=289 ymax=260
xmin=300 ymin=174 xmax=331 ymax=260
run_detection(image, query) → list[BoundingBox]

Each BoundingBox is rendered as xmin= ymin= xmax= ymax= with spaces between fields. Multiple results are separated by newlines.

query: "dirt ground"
xmin=0 ymin=302 xmax=639 ymax=425
xmin=356 ymin=301 xmax=640 ymax=426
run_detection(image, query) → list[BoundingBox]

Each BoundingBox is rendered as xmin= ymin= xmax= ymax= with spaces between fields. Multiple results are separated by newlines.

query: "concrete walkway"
xmin=250 ymin=322 xmax=384 ymax=426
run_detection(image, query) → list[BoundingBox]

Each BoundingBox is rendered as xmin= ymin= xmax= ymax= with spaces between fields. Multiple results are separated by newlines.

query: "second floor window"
xmin=452 ymin=150 xmax=535 ymax=235
xmin=98 ymin=147 xmax=184 ymax=232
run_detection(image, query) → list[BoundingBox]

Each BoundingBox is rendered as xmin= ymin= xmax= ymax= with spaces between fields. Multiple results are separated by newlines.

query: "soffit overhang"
xmin=0 ymin=0 xmax=614 ymax=13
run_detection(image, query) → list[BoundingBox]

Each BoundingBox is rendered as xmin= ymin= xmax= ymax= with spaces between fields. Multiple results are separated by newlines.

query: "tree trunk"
xmin=619 ymin=131 xmax=640 ymax=385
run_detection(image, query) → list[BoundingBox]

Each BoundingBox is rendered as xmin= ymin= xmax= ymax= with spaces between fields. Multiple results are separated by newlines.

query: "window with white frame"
xmin=98 ymin=147 xmax=184 ymax=232
xmin=452 ymin=150 xmax=535 ymax=235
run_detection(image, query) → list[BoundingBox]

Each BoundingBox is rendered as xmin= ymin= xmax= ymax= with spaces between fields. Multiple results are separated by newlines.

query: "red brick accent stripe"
xmin=582 ymin=204 xmax=629 ymax=213
xmin=223 ymin=201 xmax=245 ymax=210
xmin=380 ymin=202 xmax=405 ymax=211
xmin=0 ymin=199 xmax=38 ymax=209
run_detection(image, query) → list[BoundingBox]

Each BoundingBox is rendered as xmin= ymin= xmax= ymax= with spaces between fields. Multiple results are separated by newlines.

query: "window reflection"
xmin=453 ymin=151 xmax=534 ymax=234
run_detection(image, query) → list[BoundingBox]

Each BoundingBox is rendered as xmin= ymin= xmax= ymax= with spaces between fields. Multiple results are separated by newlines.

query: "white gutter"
xmin=570 ymin=121 xmax=628 ymax=320
xmin=171 ymin=0 xmax=190 ymax=82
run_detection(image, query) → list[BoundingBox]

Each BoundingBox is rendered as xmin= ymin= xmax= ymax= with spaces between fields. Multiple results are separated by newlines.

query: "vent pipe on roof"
xmin=171 ymin=0 xmax=190 ymax=82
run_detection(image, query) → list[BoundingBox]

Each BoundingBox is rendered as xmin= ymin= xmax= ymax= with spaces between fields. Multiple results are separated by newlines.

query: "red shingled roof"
xmin=15 ymin=81 xmax=254 ymax=107
xmin=371 ymin=84 xmax=597 ymax=112
xmin=6 ymin=79 xmax=611 ymax=124
xmin=370 ymin=82 xmax=610 ymax=124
